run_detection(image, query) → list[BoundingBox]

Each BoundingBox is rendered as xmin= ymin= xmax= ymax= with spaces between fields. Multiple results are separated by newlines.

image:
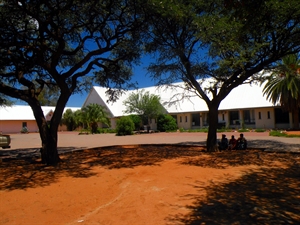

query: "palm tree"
xmin=81 ymin=104 xmax=111 ymax=133
xmin=262 ymin=54 xmax=300 ymax=129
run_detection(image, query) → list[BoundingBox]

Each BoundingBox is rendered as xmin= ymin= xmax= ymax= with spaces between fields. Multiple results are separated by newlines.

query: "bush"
xmin=20 ymin=126 xmax=29 ymax=133
xmin=128 ymin=115 xmax=142 ymax=131
xmin=116 ymin=116 xmax=135 ymax=136
xmin=157 ymin=114 xmax=178 ymax=132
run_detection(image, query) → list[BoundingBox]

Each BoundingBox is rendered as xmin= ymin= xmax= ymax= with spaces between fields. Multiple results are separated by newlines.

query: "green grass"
xmin=179 ymin=128 xmax=206 ymax=132
xmin=269 ymin=130 xmax=300 ymax=138
xmin=237 ymin=129 xmax=250 ymax=132
xmin=254 ymin=128 xmax=266 ymax=132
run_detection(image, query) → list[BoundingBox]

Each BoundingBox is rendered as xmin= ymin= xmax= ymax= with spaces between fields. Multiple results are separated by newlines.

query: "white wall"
xmin=177 ymin=113 xmax=191 ymax=130
xmin=254 ymin=108 xmax=275 ymax=129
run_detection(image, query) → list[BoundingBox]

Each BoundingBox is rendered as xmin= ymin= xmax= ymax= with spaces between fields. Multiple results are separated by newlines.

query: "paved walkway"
xmin=1 ymin=132 xmax=299 ymax=160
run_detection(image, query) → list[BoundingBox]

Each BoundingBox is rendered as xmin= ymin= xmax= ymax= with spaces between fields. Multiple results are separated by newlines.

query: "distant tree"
xmin=0 ymin=0 xmax=145 ymax=164
xmin=73 ymin=110 xmax=84 ymax=129
xmin=116 ymin=116 xmax=135 ymax=136
xmin=123 ymin=90 xmax=166 ymax=130
xmin=262 ymin=54 xmax=300 ymax=129
xmin=145 ymin=0 xmax=300 ymax=151
xmin=81 ymin=104 xmax=110 ymax=134
xmin=128 ymin=114 xmax=142 ymax=131
xmin=157 ymin=114 xmax=177 ymax=132
xmin=62 ymin=109 xmax=77 ymax=131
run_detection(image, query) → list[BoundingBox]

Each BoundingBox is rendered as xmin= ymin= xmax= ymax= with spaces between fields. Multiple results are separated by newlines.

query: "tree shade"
xmin=0 ymin=0 xmax=145 ymax=164
xmin=144 ymin=0 xmax=300 ymax=151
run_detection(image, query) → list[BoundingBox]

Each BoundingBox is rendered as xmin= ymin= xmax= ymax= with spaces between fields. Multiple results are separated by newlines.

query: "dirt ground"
xmin=1 ymin=144 xmax=300 ymax=225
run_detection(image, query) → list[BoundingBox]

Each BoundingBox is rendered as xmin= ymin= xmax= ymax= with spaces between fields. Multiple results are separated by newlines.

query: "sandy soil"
xmin=285 ymin=130 xmax=300 ymax=136
xmin=1 ymin=145 xmax=300 ymax=225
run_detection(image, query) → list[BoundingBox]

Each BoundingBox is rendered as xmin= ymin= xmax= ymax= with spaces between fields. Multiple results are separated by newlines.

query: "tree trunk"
xmin=29 ymin=102 xmax=63 ymax=165
xmin=40 ymin=129 xmax=60 ymax=165
xmin=292 ymin=108 xmax=300 ymax=130
xmin=38 ymin=116 xmax=60 ymax=164
xmin=206 ymin=103 xmax=220 ymax=152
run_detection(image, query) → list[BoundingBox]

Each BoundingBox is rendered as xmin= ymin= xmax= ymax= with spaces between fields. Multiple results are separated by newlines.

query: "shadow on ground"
xmin=0 ymin=145 xmax=203 ymax=191
xmin=177 ymin=139 xmax=300 ymax=150
xmin=1 ymin=144 xmax=300 ymax=223
xmin=167 ymin=160 xmax=300 ymax=224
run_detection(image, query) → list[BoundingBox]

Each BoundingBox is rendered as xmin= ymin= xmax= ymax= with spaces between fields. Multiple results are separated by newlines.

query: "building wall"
xmin=0 ymin=120 xmax=38 ymax=134
xmin=254 ymin=108 xmax=275 ymax=129
xmin=177 ymin=113 xmax=191 ymax=130
xmin=0 ymin=120 xmax=69 ymax=134
xmin=83 ymin=89 xmax=114 ymax=117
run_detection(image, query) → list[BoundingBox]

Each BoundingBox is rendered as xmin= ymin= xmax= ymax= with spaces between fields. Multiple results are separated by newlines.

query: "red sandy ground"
xmin=1 ymin=145 xmax=300 ymax=225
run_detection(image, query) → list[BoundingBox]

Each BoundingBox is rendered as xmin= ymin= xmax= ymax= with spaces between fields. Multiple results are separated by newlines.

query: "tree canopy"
xmin=0 ymin=94 xmax=14 ymax=107
xmin=0 ymin=0 xmax=145 ymax=164
xmin=145 ymin=0 xmax=300 ymax=150
xmin=123 ymin=90 xmax=166 ymax=125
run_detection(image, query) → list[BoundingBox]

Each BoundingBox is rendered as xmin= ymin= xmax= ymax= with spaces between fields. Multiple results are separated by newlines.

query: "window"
xmin=22 ymin=122 xmax=27 ymax=128
xmin=267 ymin=111 xmax=270 ymax=119
xmin=185 ymin=116 xmax=188 ymax=123
xmin=180 ymin=116 xmax=182 ymax=123
xmin=258 ymin=112 xmax=261 ymax=120
xmin=222 ymin=113 xmax=225 ymax=121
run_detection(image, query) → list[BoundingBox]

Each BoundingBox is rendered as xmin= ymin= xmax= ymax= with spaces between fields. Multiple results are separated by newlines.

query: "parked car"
xmin=0 ymin=134 xmax=11 ymax=149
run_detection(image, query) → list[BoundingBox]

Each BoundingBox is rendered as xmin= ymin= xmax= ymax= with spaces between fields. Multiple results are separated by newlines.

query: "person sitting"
xmin=237 ymin=133 xmax=247 ymax=150
xmin=218 ymin=134 xmax=228 ymax=151
xmin=228 ymin=135 xmax=237 ymax=150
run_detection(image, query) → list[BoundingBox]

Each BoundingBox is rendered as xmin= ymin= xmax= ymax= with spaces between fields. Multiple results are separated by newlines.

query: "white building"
xmin=0 ymin=105 xmax=80 ymax=134
xmin=83 ymin=81 xmax=297 ymax=131
xmin=0 ymin=81 xmax=298 ymax=134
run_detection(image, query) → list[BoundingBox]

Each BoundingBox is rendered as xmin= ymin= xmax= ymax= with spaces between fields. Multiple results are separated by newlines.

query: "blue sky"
xmin=66 ymin=58 xmax=156 ymax=107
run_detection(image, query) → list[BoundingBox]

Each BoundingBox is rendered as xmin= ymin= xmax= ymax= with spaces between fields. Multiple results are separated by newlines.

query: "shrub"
xmin=157 ymin=114 xmax=178 ymax=132
xmin=116 ymin=116 xmax=134 ymax=136
xmin=128 ymin=115 xmax=142 ymax=131
xmin=20 ymin=126 xmax=29 ymax=133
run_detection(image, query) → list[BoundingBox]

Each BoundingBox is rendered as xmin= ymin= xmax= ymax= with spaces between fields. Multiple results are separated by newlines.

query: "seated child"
xmin=218 ymin=134 xmax=228 ymax=150
xmin=237 ymin=133 xmax=247 ymax=150
xmin=228 ymin=135 xmax=237 ymax=150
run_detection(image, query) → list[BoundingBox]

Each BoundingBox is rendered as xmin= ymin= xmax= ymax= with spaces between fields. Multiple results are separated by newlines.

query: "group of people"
xmin=218 ymin=133 xmax=247 ymax=151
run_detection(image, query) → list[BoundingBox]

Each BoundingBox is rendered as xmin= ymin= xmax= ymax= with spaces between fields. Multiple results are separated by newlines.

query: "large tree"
xmin=145 ymin=0 xmax=300 ymax=151
xmin=123 ymin=90 xmax=166 ymax=129
xmin=0 ymin=0 xmax=145 ymax=164
xmin=262 ymin=54 xmax=300 ymax=129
